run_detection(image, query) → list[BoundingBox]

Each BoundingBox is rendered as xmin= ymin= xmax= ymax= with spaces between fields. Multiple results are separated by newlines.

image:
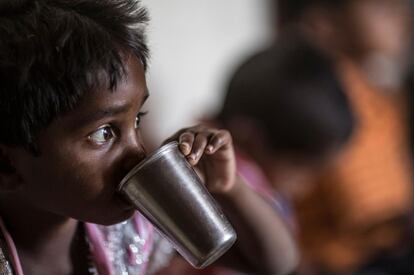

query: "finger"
xmin=205 ymin=130 xmax=232 ymax=154
xmin=162 ymin=124 xmax=201 ymax=145
xmin=178 ymin=132 xmax=195 ymax=156
xmin=188 ymin=132 xmax=210 ymax=165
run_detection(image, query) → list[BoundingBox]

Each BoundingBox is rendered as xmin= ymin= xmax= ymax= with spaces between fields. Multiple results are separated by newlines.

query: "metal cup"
xmin=117 ymin=141 xmax=237 ymax=268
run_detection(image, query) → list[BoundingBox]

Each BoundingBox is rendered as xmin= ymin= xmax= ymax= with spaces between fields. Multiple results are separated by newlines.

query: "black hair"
xmin=218 ymin=32 xmax=355 ymax=159
xmin=275 ymin=0 xmax=349 ymax=26
xmin=0 ymin=0 xmax=149 ymax=154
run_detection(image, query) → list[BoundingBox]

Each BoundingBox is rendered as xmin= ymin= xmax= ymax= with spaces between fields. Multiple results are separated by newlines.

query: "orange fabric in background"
xmin=294 ymin=60 xmax=414 ymax=273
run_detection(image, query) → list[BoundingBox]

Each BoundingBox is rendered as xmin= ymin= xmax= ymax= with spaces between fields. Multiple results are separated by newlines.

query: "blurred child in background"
xmin=216 ymin=31 xmax=354 ymax=221
xmin=349 ymin=55 xmax=414 ymax=275
xmin=273 ymin=0 xmax=414 ymax=273
xmin=162 ymin=31 xmax=355 ymax=275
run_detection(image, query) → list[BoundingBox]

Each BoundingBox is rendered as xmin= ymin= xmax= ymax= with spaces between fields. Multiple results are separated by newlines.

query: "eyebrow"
xmin=83 ymin=103 xmax=133 ymax=125
xmin=72 ymin=90 xmax=150 ymax=128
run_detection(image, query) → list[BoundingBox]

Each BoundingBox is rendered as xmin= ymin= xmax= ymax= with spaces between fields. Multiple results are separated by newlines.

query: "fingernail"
xmin=190 ymin=152 xmax=199 ymax=161
xmin=206 ymin=145 xmax=213 ymax=152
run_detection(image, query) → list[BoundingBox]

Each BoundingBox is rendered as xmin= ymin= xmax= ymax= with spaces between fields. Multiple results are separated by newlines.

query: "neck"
xmin=0 ymin=194 xmax=80 ymax=274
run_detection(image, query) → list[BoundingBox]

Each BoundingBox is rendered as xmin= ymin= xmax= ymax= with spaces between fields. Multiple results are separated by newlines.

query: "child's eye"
xmin=135 ymin=111 xmax=148 ymax=129
xmin=88 ymin=125 xmax=116 ymax=145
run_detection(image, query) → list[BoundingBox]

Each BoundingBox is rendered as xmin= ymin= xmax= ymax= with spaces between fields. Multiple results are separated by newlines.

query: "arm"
xmin=214 ymin=175 xmax=299 ymax=275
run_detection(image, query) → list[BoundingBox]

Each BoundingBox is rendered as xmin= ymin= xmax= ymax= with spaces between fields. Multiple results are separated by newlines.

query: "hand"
xmin=164 ymin=125 xmax=236 ymax=193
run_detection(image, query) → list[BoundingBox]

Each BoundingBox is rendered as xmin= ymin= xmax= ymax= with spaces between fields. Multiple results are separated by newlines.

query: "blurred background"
xmin=141 ymin=0 xmax=274 ymax=142
xmin=141 ymin=0 xmax=414 ymax=274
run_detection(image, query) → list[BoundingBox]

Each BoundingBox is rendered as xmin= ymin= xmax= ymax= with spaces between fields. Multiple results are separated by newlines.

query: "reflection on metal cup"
xmin=117 ymin=141 xmax=237 ymax=268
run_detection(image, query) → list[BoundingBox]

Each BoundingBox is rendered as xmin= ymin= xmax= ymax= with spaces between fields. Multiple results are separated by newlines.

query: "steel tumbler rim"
xmin=117 ymin=141 xmax=179 ymax=191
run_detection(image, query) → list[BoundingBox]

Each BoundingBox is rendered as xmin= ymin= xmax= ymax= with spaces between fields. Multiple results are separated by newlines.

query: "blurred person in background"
xmin=350 ymin=55 xmax=414 ymax=275
xmin=158 ymin=31 xmax=355 ymax=275
xmin=272 ymin=0 xmax=414 ymax=273
xmin=216 ymin=31 xmax=355 ymax=275
xmin=215 ymin=32 xmax=354 ymax=223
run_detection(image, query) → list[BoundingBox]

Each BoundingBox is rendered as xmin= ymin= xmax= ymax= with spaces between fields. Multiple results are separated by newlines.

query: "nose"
xmin=120 ymin=132 xmax=147 ymax=175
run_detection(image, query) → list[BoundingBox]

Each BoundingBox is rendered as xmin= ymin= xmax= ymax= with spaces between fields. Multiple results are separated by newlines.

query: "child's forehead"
xmin=60 ymin=58 xmax=148 ymax=126
xmin=86 ymin=57 xmax=146 ymax=97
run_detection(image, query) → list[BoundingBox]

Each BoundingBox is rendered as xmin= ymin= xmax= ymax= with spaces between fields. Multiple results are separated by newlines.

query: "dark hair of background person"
xmin=0 ymin=0 xmax=149 ymax=154
xmin=275 ymin=0 xmax=348 ymax=27
xmin=217 ymin=31 xmax=355 ymax=160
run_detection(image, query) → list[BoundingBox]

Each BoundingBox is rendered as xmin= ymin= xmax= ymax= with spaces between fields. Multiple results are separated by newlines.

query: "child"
xmin=272 ymin=0 xmax=413 ymax=273
xmin=0 ymin=0 xmax=298 ymax=274
xmin=216 ymin=31 xmax=354 ymax=223
xmin=160 ymin=31 xmax=355 ymax=275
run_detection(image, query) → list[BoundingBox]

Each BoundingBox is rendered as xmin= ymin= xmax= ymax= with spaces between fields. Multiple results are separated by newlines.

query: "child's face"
xmin=8 ymin=56 xmax=148 ymax=225
xmin=339 ymin=0 xmax=410 ymax=59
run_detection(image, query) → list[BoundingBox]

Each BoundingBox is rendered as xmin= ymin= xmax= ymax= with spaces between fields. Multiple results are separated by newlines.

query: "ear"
xmin=0 ymin=145 xmax=24 ymax=192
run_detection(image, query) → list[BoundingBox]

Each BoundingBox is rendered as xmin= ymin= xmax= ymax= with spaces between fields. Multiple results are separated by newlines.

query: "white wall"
xmin=141 ymin=0 xmax=274 ymax=143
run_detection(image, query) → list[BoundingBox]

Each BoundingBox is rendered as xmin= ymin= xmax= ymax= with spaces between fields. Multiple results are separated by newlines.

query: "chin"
xmin=93 ymin=208 xmax=137 ymax=226
xmin=83 ymin=198 xmax=137 ymax=226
